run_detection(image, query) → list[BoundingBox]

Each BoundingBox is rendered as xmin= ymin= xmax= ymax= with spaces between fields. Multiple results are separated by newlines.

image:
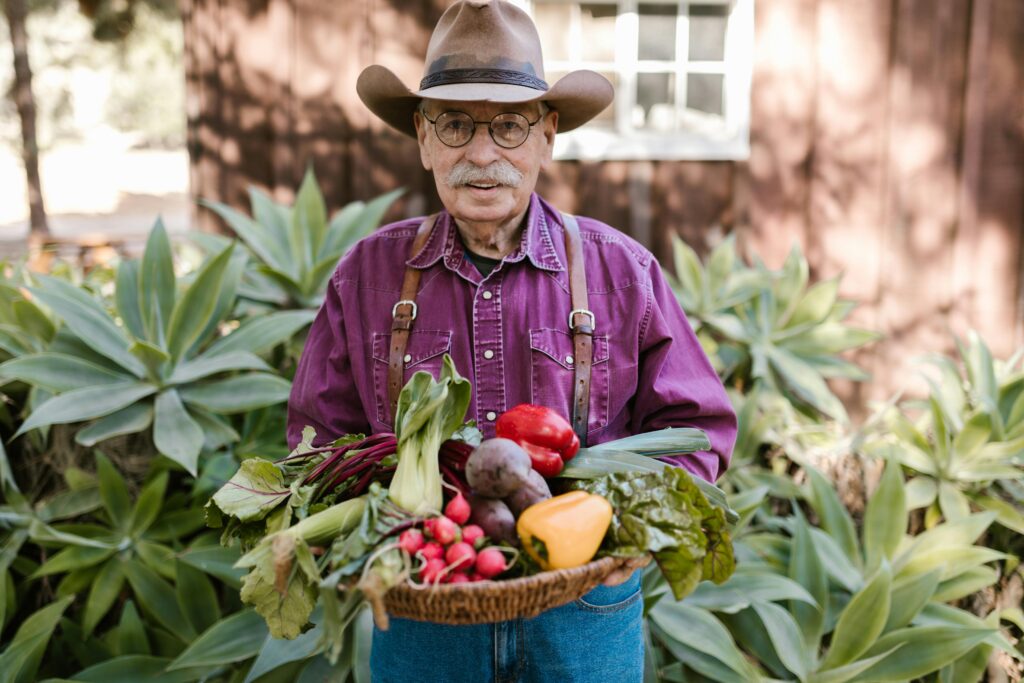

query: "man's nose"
xmin=462 ymin=123 xmax=503 ymax=166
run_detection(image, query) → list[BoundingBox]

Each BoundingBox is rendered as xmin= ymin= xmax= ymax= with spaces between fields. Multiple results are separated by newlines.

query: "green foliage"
xmin=864 ymin=331 xmax=1024 ymax=534
xmin=668 ymin=236 xmax=880 ymax=422
xmin=0 ymin=180 xmax=403 ymax=681
xmin=0 ymin=221 xmax=295 ymax=474
xmin=198 ymin=167 xmax=403 ymax=310
xmin=647 ymin=460 xmax=1020 ymax=682
xmin=577 ymin=468 xmax=734 ymax=599
xmin=5 ymin=207 xmax=1021 ymax=680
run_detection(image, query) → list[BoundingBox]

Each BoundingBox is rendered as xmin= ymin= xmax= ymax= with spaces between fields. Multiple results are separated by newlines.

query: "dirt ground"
xmin=0 ymin=133 xmax=190 ymax=261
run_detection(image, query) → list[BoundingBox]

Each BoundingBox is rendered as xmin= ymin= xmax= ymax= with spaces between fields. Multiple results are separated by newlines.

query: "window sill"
xmin=552 ymin=126 xmax=751 ymax=161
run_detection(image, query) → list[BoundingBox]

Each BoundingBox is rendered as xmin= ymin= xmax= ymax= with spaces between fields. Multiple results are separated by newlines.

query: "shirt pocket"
xmin=372 ymin=329 xmax=453 ymax=426
xmin=529 ymin=328 xmax=610 ymax=437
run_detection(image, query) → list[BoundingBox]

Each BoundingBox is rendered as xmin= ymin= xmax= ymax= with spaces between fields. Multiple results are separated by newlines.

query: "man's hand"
xmin=602 ymin=555 xmax=652 ymax=586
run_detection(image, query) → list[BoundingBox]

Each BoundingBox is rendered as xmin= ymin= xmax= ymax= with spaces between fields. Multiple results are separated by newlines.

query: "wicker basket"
xmin=378 ymin=556 xmax=630 ymax=629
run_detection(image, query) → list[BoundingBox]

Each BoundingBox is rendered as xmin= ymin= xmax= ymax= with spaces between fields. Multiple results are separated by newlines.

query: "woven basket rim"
xmin=388 ymin=554 xmax=626 ymax=597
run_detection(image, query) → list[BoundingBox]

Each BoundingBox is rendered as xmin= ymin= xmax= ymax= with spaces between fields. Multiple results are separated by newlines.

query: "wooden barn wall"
xmin=182 ymin=0 xmax=1024 ymax=404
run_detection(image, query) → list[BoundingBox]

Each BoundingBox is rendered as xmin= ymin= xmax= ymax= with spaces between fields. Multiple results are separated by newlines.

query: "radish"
xmin=431 ymin=516 xmax=460 ymax=545
xmin=398 ymin=529 xmax=425 ymax=555
xmin=445 ymin=541 xmax=477 ymax=571
xmin=423 ymin=518 xmax=438 ymax=538
xmin=419 ymin=541 xmax=444 ymax=561
xmin=469 ymin=572 xmax=486 ymax=582
xmin=475 ymin=547 xmax=507 ymax=578
xmin=461 ymin=524 xmax=485 ymax=548
xmin=419 ymin=557 xmax=447 ymax=584
xmin=448 ymin=572 xmax=471 ymax=584
xmin=445 ymin=493 xmax=471 ymax=525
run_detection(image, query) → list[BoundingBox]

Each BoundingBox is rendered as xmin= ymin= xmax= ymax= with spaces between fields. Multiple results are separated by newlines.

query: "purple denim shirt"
xmin=287 ymin=193 xmax=736 ymax=481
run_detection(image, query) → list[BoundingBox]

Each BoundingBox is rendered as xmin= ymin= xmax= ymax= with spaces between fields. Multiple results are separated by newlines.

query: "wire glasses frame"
xmin=419 ymin=109 xmax=544 ymax=149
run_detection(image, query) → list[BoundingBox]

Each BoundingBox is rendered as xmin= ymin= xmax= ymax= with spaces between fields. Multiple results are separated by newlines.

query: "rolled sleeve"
xmin=630 ymin=260 xmax=737 ymax=482
xmin=286 ymin=271 xmax=370 ymax=450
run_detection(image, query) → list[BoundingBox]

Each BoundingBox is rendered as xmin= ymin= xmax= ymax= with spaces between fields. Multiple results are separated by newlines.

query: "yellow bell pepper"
xmin=517 ymin=491 xmax=613 ymax=570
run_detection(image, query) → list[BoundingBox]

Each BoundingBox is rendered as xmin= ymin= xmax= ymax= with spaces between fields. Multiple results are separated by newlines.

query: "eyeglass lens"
xmin=434 ymin=112 xmax=532 ymax=148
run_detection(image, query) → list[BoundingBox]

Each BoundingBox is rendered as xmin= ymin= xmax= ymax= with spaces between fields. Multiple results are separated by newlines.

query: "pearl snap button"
xmin=486 ymin=411 xmax=497 ymax=421
xmin=403 ymin=354 xmax=412 ymax=363
xmin=483 ymin=350 xmax=494 ymax=359
xmin=482 ymin=290 xmax=493 ymax=300
xmin=566 ymin=354 xmax=574 ymax=365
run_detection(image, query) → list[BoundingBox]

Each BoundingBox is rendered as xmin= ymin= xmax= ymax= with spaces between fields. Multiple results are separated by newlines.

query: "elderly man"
xmin=287 ymin=0 xmax=736 ymax=680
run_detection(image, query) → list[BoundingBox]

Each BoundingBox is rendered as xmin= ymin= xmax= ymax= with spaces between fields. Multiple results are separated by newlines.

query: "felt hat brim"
xmin=357 ymin=64 xmax=614 ymax=137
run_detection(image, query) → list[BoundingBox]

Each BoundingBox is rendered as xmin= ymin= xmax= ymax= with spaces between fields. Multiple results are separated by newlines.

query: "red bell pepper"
xmin=495 ymin=404 xmax=580 ymax=477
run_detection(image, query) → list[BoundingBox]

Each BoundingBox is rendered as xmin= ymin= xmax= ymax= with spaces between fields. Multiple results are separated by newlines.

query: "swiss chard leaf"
xmin=578 ymin=468 xmax=735 ymax=600
xmin=207 ymin=459 xmax=290 ymax=525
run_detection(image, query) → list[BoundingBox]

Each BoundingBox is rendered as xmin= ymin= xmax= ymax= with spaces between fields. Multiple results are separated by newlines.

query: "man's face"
xmin=414 ymin=99 xmax=558 ymax=227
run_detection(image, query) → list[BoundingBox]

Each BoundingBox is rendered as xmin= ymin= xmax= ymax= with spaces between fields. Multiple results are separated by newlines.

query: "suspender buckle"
xmin=392 ymin=300 xmax=418 ymax=320
xmin=568 ymin=308 xmax=595 ymax=332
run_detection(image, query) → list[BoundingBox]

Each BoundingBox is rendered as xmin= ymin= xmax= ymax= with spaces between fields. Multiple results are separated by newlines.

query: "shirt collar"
xmin=405 ymin=194 xmax=565 ymax=272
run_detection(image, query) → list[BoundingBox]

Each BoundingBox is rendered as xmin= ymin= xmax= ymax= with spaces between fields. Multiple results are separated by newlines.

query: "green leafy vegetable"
xmin=235 ymin=495 xmax=367 ymax=638
xmin=208 ymin=459 xmax=290 ymax=523
xmin=577 ymin=468 xmax=735 ymax=600
xmin=389 ymin=354 xmax=471 ymax=514
xmin=561 ymin=427 xmax=738 ymax=523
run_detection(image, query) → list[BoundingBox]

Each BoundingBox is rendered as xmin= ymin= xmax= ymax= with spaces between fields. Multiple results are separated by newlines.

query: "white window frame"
xmin=520 ymin=0 xmax=753 ymax=161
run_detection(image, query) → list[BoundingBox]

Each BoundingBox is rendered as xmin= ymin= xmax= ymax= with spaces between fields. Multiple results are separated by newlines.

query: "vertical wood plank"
xmin=355 ymin=0 xmax=444 ymax=218
xmin=738 ymin=0 xmax=818 ymax=269
xmin=290 ymin=0 xmax=370 ymax=212
xmin=874 ymin=0 xmax=972 ymax=395
xmin=651 ymin=162 xmax=734 ymax=267
xmin=954 ymin=0 xmax=1024 ymax=355
xmin=807 ymin=0 xmax=893 ymax=407
xmin=181 ymin=0 xmax=225 ymax=233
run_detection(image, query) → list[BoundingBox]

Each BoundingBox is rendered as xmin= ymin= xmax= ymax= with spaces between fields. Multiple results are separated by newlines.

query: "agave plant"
xmin=648 ymin=461 xmax=1020 ymax=682
xmin=0 ymin=265 xmax=56 ymax=361
xmin=864 ymin=331 xmax=1024 ymax=534
xmin=718 ymin=387 xmax=803 ymax=500
xmin=0 ymin=442 xmax=213 ymax=679
xmin=0 ymin=221 xmax=309 ymax=475
xmin=197 ymin=167 xmax=403 ymax=310
xmin=668 ymin=236 xmax=880 ymax=423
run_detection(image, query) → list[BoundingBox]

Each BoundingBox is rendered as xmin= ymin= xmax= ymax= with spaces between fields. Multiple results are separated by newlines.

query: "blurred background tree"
xmin=1 ymin=0 xmax=184 ymax=241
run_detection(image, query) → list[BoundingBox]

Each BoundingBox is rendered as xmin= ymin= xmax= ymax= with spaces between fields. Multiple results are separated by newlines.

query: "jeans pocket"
xmin=574 ymin=572 xmax=642 ymax=614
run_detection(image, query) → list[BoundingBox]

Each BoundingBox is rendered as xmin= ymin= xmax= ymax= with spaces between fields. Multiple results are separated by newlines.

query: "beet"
xmin=505 ymin=468 xmax=552 ymax=518
xmin=467 ymin=494 xmax=517 ymax=544
xmin=466 ymin=438 xmax=532 ymax=498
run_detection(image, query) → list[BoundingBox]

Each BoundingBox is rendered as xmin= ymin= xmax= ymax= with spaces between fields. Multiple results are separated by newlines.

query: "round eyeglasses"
xmin=420 ymin=110 xmax=544 ymax=149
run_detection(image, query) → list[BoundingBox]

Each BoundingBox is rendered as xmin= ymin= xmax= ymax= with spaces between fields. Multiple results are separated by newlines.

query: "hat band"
xmin=420 ymin=68 xmax=549 ymax=92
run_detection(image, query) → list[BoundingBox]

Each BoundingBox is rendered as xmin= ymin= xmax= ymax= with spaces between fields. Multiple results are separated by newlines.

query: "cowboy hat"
xmin=357 ymin=0 xmax=614 ymax=137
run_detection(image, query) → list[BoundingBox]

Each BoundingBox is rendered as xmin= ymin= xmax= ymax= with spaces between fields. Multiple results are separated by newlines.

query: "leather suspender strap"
xmin=388 ymin=212 xmax=593 ymax=444
xmin=388 ymin=214 xmax=439 ymax=422
xmin=561 ymin=213 xmax=594 ymax=446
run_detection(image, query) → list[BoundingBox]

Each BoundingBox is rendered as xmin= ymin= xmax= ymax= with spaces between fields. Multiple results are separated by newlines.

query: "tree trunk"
xmin=4 ymin=0 xmax=49 ymax=237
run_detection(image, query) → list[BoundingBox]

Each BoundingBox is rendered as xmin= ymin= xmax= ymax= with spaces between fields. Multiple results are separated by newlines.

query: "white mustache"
xmin=446 ymin=160 xmax=523 ymax=189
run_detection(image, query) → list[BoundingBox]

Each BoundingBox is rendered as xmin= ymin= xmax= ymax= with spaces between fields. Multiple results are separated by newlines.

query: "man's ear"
xmin=413 ymin=111 xmax=433 ymax=172
xmin=540 ymin=109 xmax=558 ymax=168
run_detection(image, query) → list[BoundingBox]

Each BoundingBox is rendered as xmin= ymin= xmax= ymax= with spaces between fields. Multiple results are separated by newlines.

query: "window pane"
xmin=688 ymin=4 xmax=728 ymax=61
xmin=638 ymin=4 xmax=676 ymax=61
xmin=686 ymin=73 xmax=723 ymax=115
xmin=580 ymin=3 xmax=617 ymax=62
xmin=534 ymin=2 xmax=573 ymax=61
xmin=636 ymin=72 xmax=675 ymax=131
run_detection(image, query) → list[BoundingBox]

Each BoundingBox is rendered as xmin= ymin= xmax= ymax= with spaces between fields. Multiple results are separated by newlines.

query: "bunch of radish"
xmin=398 ymin=491 xmax=515 ymax=585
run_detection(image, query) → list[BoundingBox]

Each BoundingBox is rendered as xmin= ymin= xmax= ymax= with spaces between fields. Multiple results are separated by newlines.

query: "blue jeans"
xmin=371 ymin=572 xmax=643 ymax=682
